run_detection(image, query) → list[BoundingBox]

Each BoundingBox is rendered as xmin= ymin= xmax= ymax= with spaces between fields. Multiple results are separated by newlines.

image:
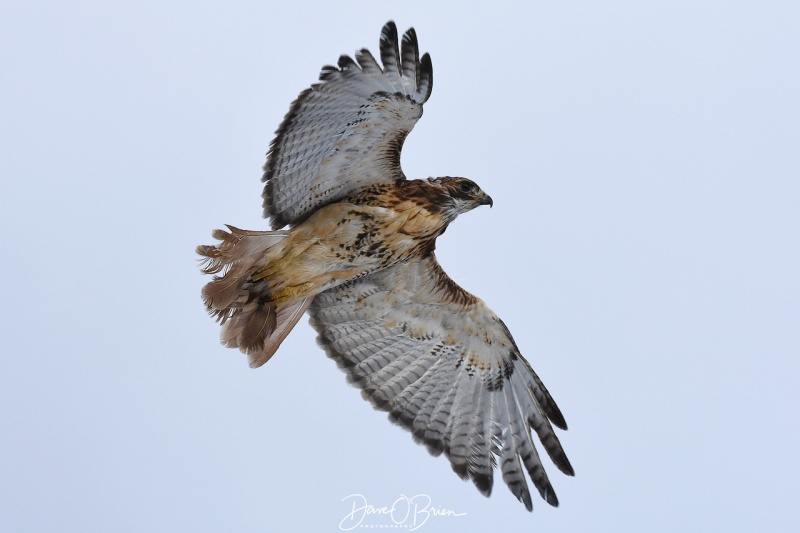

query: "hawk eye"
xmin=459 ymin=182 xmax=474 ymax=194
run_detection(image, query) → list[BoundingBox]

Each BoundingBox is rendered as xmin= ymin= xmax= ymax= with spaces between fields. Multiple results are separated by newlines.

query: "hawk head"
xmin=427 ymin=176 xmax=493 ymax=218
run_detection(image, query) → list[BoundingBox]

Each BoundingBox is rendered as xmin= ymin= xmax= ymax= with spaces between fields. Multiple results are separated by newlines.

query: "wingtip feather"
xmin=379 ymin=21 xmax=402 ymax=76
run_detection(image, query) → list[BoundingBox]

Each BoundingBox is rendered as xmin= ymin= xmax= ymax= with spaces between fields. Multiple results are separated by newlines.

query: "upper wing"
xmin=308 ymin=255 xmax=573 ymax=511
xmin=263 ymin=21 xmax=433 ymax=229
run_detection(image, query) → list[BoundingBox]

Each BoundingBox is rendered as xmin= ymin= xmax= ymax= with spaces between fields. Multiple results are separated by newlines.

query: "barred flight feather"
xmin=309 ymin=255 xmax=573 ymax=511
xmin=445 ymin=375 xmax=482 ymax=479
xmin=263 ymin=21 xmax=432 ymax=228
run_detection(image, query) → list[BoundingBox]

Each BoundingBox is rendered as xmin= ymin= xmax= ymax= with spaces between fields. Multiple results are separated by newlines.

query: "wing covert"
xmin=308 ymin=255 xmax=573 ymax=511
xmin=263 ymin=21 xmax=433 ymax=229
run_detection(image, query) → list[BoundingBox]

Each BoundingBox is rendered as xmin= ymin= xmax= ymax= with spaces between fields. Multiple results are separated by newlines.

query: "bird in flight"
xmin=198 ymin=21 xmax=573 ymax=511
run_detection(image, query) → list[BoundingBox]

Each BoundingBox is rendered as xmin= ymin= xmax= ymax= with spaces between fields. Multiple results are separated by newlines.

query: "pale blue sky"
xmin=2 ymin=1 xmax=799 ymax=531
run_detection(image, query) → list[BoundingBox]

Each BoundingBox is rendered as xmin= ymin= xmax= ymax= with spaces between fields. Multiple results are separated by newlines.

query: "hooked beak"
xmin=479 ymin=193 xmax=493 ymax=208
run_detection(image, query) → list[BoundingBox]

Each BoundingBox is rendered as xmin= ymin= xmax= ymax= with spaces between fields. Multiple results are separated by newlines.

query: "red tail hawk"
xmin=198 ymin=21 xmax=573 ymax=511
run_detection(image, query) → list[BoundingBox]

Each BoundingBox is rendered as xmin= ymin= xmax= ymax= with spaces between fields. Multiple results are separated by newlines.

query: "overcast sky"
xmin=2 ymin=1 xmax=799 ymax=531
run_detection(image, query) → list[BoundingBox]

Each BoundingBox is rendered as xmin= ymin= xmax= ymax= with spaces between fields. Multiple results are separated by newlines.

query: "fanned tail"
xmin=197 ymin=225 xmax=311 ymax=366
xmin=219 ymin=296 xmax=312 ymax=368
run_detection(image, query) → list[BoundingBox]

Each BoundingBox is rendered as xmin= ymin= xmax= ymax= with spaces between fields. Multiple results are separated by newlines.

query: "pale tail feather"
xmin=220 ymin=296 xmax=312 ymax=368
xmin=197 ymin=225 xmax=310 ymax=366
xmin=197 ymin=225 xmax=289 ymax=314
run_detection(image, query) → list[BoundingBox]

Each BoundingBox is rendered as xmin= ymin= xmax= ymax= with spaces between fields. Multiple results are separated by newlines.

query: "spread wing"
xmin=263 ymin=21 xmax=433 ymax=229
xmin=308 ymin=255 xmax=574 ymax=511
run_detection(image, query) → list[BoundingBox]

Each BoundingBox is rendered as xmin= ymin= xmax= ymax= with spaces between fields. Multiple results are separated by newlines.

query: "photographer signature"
xmin=339 ymin=493 xmax=466 ymax=531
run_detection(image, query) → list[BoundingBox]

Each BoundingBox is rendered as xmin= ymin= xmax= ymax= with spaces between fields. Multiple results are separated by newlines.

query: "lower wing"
xmin=308 ymin=254 xmax=573 ymax=511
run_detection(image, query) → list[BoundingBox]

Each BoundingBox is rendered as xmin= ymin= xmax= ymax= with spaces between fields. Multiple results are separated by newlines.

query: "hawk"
xmin=198 ymin=21 xmax=573 ymax=511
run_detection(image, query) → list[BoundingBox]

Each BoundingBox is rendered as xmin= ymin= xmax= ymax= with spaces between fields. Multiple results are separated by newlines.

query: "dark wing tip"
xmin=419 ymin=52 xmax=433 ymax=102
xmin=318 ymin=64 xmax=338 ymax=81
xmin=355 ymin=48 xmax=380 ymax=72
xmin=472 ymin=473 xmax=493 ymax=497
xmin=380 ymin=20 xmax=398 ymax=46
xmin=412 ymin=431 xmax=444 ymax=457
xmin=400 ymin=27 xmax=420 ymax=87
xmin=522 ymin=492 xmax=534 ymax=512
xmin=379 ymin=20 xmax=402 ymax=75
xmin=547 ymin=402 xmax=568 ymax=431
xmin=449 ymin=460 xmax=468 ymax=480
xmin=395 ymin=23 xmax=433 ymax=104
xmin=530 ymin=474 xmax=560 ymax=508
xmin=401 ymin=26 xmax=417 ymax=46
xmin=337 ymin=54 xmax=358 ymax=70
xmin=543 ymin=487 xmax=560 ymax=507
xmin=558 ymin=455 xmax=576 ymax=477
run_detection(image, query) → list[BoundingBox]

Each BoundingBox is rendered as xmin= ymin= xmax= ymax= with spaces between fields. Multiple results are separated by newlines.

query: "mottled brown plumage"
xmin=198 ymin=21 xmax=572 ymax=511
